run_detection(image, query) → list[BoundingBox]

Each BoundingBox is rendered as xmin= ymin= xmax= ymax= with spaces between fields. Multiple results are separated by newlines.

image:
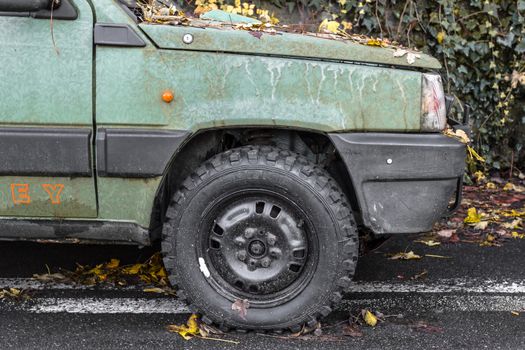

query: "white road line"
xmin=27 ymin=298 xmax=189 ymax=314
xmin=2 ymin=277 xmax=525 ymax=315
xmin=2 ymin=278 xmax=525 ymax=294
xmin=16 ymin=295 xmax=525 ymax=314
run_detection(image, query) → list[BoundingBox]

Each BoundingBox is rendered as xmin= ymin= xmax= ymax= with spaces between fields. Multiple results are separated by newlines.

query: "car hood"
xmin=139 ymin=23 xmax=441 ymax=70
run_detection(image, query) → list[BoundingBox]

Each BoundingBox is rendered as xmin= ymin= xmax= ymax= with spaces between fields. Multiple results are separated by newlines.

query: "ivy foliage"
xmin=182 ymin=0 xmax=525 ymax=169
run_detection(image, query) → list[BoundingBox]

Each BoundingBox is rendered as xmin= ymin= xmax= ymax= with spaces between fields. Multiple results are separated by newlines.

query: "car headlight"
xmin=421 ymin=73 xmax=446 ymax=131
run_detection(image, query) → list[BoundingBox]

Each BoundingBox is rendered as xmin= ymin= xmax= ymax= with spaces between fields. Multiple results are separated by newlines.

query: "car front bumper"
xmin=329 ymin=133 xmax=466 ymax=234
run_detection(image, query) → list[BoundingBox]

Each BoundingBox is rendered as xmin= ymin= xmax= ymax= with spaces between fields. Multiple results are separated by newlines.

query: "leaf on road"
xmin=473 ymin=221 xmax=490 ymax=230
xmin=486 ymin=182 xmax=497 ymax=189
xmin=389 ymin=251 xmax=421 ymax=260
xmin=511 ymin=311 xmax=520 ymax=316
xmin=231 ymin=298 xmax=250 ymax=320
xmin=503 ymin=218 xmax=522 ymax=229
xmin=167 ymin=314 xmax=200 ymax=340
xmin=32 ymin=272 xmax=67 ymax=283
xmin=464 ymin=207 xmax=483 ymax=224
xmin=425 ymin=254 xmax=451 ymax=259
xmin=0 ymin=288 xmax=31 ymax=301
xmin=362 ymin=309 xmax=378 ymax=327
xmin=437 ymin=229 xmax=455 ymax=238
xmin=415 ymin=240 xmax=441 ymax=247
xmin=342 ymin=323 xmax=363 ymax=337
xmin=512 ymin=232 xmax=525 ymax=239
xmin=410 ymin=321 xmax=444 ymax=333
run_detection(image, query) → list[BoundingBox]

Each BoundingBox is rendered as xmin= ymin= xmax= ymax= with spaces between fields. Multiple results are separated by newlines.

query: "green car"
xmin=0 ymin=0 xmax=466 ymax=331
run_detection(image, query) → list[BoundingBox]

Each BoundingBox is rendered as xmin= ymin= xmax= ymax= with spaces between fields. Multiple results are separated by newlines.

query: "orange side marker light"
xmin=162 ymin=90 xmax=174 ymax=103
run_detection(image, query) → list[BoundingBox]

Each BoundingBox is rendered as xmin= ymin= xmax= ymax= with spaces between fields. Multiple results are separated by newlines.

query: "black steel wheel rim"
xmin=198 ymin=189 xmax=319 ymax=307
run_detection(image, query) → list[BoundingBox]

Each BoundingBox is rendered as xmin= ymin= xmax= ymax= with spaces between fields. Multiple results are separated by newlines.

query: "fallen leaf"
xmin=503 ymin=218 xmax=522 ymax=229
xmin=411 ymin=321 xmax=444 ymax=333
xmin=503 ymin=182 xmax=515 ymax=191
xmin=473 ymin=221 xmax=490 ymax=230
xmin=366 ymin=38 xmax=384 ymax=47
xmin=511 ymin=311 xmax=520 ymax=316
xmin=486 ymin=182 xmax=497 ymax=189
xmin=232 ymin=298 xmax=250 ymax=320
xmin=342 ymin=323 xmax=363 ymax=337
xmin=464 ymin=207 xmax=483 ymax=224
xmin=411 ymin=270 xmax=428 ymax=280
xmin=32 ymin=272 xmax=67 ymax=283
xmin=415 ymin=240 xmax=441 ymax=247
xmin=437 ymin=229 xmax=455 ymax=238
xmin=512 ymin=231 xmax=525 ymax=239
xmin=362 ymin=309 xmax=378 ymax=327
xmin=249 ymin=31 xmax=263 ymax=39
xmin=167 ymin=314 xmax=200 ymax=340
xmin=424 ymin=254 xmax=451 ymax=259
xmin=389 ymin=251 xmax=421 ymax=260
xmin=473 ymin=171 xmax=486 ymax=183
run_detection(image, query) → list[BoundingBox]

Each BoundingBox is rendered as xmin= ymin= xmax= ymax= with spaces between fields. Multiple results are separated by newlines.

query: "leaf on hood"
xmin=389 ymin=251 xmax=421 ymax=260
xmin=406 ymin=52 xmax=421 ymax=64
xmin=393 ymin=48 xmax=408 ymax=57
xmin=318 ymin=19 xmax=340 ymax=34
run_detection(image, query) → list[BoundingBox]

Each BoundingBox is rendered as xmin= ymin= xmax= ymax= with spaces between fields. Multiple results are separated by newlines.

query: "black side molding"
xmin=96 ymin=128 xmax=190 ymax=177
xmin=0 ymin=127 xmax=92 ymax=177
xmin=0 ymin=219 xmax=149 ymax=245
xmin=94 ymin=23 xmax=146 ymax=47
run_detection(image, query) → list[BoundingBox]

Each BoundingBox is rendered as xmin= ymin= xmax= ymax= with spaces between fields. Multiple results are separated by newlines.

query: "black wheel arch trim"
xmin=328 ymin=132 xmax=466 ymax=234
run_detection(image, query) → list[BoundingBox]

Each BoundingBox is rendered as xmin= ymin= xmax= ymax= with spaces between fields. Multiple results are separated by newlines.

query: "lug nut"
xmin=244 ymin=228 xmax=256 ymax=239
xmin=237 ymin=251 xmax=247 ymax=261
xmin=269 ymin=247 xmax=282 ymax=259
xmin=234 ymin=237 xmax=246 ymax=247
xmin=261 ymin=258 xmax=271 ymax=268
xmin=266 ymin=233 xmax=276 ymax=246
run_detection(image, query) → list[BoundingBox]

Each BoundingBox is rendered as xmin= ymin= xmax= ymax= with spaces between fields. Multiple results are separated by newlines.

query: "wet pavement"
xmin=0 ymin=233 xmax=524 ymax=349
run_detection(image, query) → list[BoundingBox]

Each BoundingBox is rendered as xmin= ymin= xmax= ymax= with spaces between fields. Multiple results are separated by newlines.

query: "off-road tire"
xmin=161 ymin=146 xmax=358 ymax=332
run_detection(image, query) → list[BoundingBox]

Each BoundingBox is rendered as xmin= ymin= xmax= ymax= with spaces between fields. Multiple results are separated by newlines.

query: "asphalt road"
xmin=1 ymin=233 xmax=524 ymax=349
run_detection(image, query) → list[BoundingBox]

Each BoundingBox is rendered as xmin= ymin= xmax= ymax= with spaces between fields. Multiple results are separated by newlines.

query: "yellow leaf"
xmin=363 ymin=310 xmax=378 ymax=327
xmin=366 ymin=38 xmax=383 ymax=47
xmin=512 ymin=232 xmax=525 ymax=239
xmin=473 ymin=171 xmax=486 ymax=183
xmin=389 ymin=251 xmax=421 ymax=260
xmin=503 ymin=182 xmax=515 ymax=191
xmin=318 ymin=19 xmax=340 ymax=34
xmin=415 ymin=240 xmax=441 ymax=247
xmin=467 ymin=145 xmax=485 ymax=163
xmin=122 ymin=264 xmax=142 ymax=275
xmin=486 ymin=182 xmax=496 ymax=189
xmin=143 ymin=287 xmax=166 ymax=294
xmin=437 ymin=31 xmax=445 ymax=44
xmin=105 ymin=259 xmax=120 ymax=269
xmin=464 ymin=207 xmax=482 ymax=224
xmin=167 ymin=314 xmax=200 ymax=340
xmin=511 ymin=311 xmax=520 ymax=316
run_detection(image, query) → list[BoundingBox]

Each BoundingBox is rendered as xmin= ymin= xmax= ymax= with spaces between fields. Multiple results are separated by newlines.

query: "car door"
xmin=0 ymin=0 xmax=97 ymax=218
